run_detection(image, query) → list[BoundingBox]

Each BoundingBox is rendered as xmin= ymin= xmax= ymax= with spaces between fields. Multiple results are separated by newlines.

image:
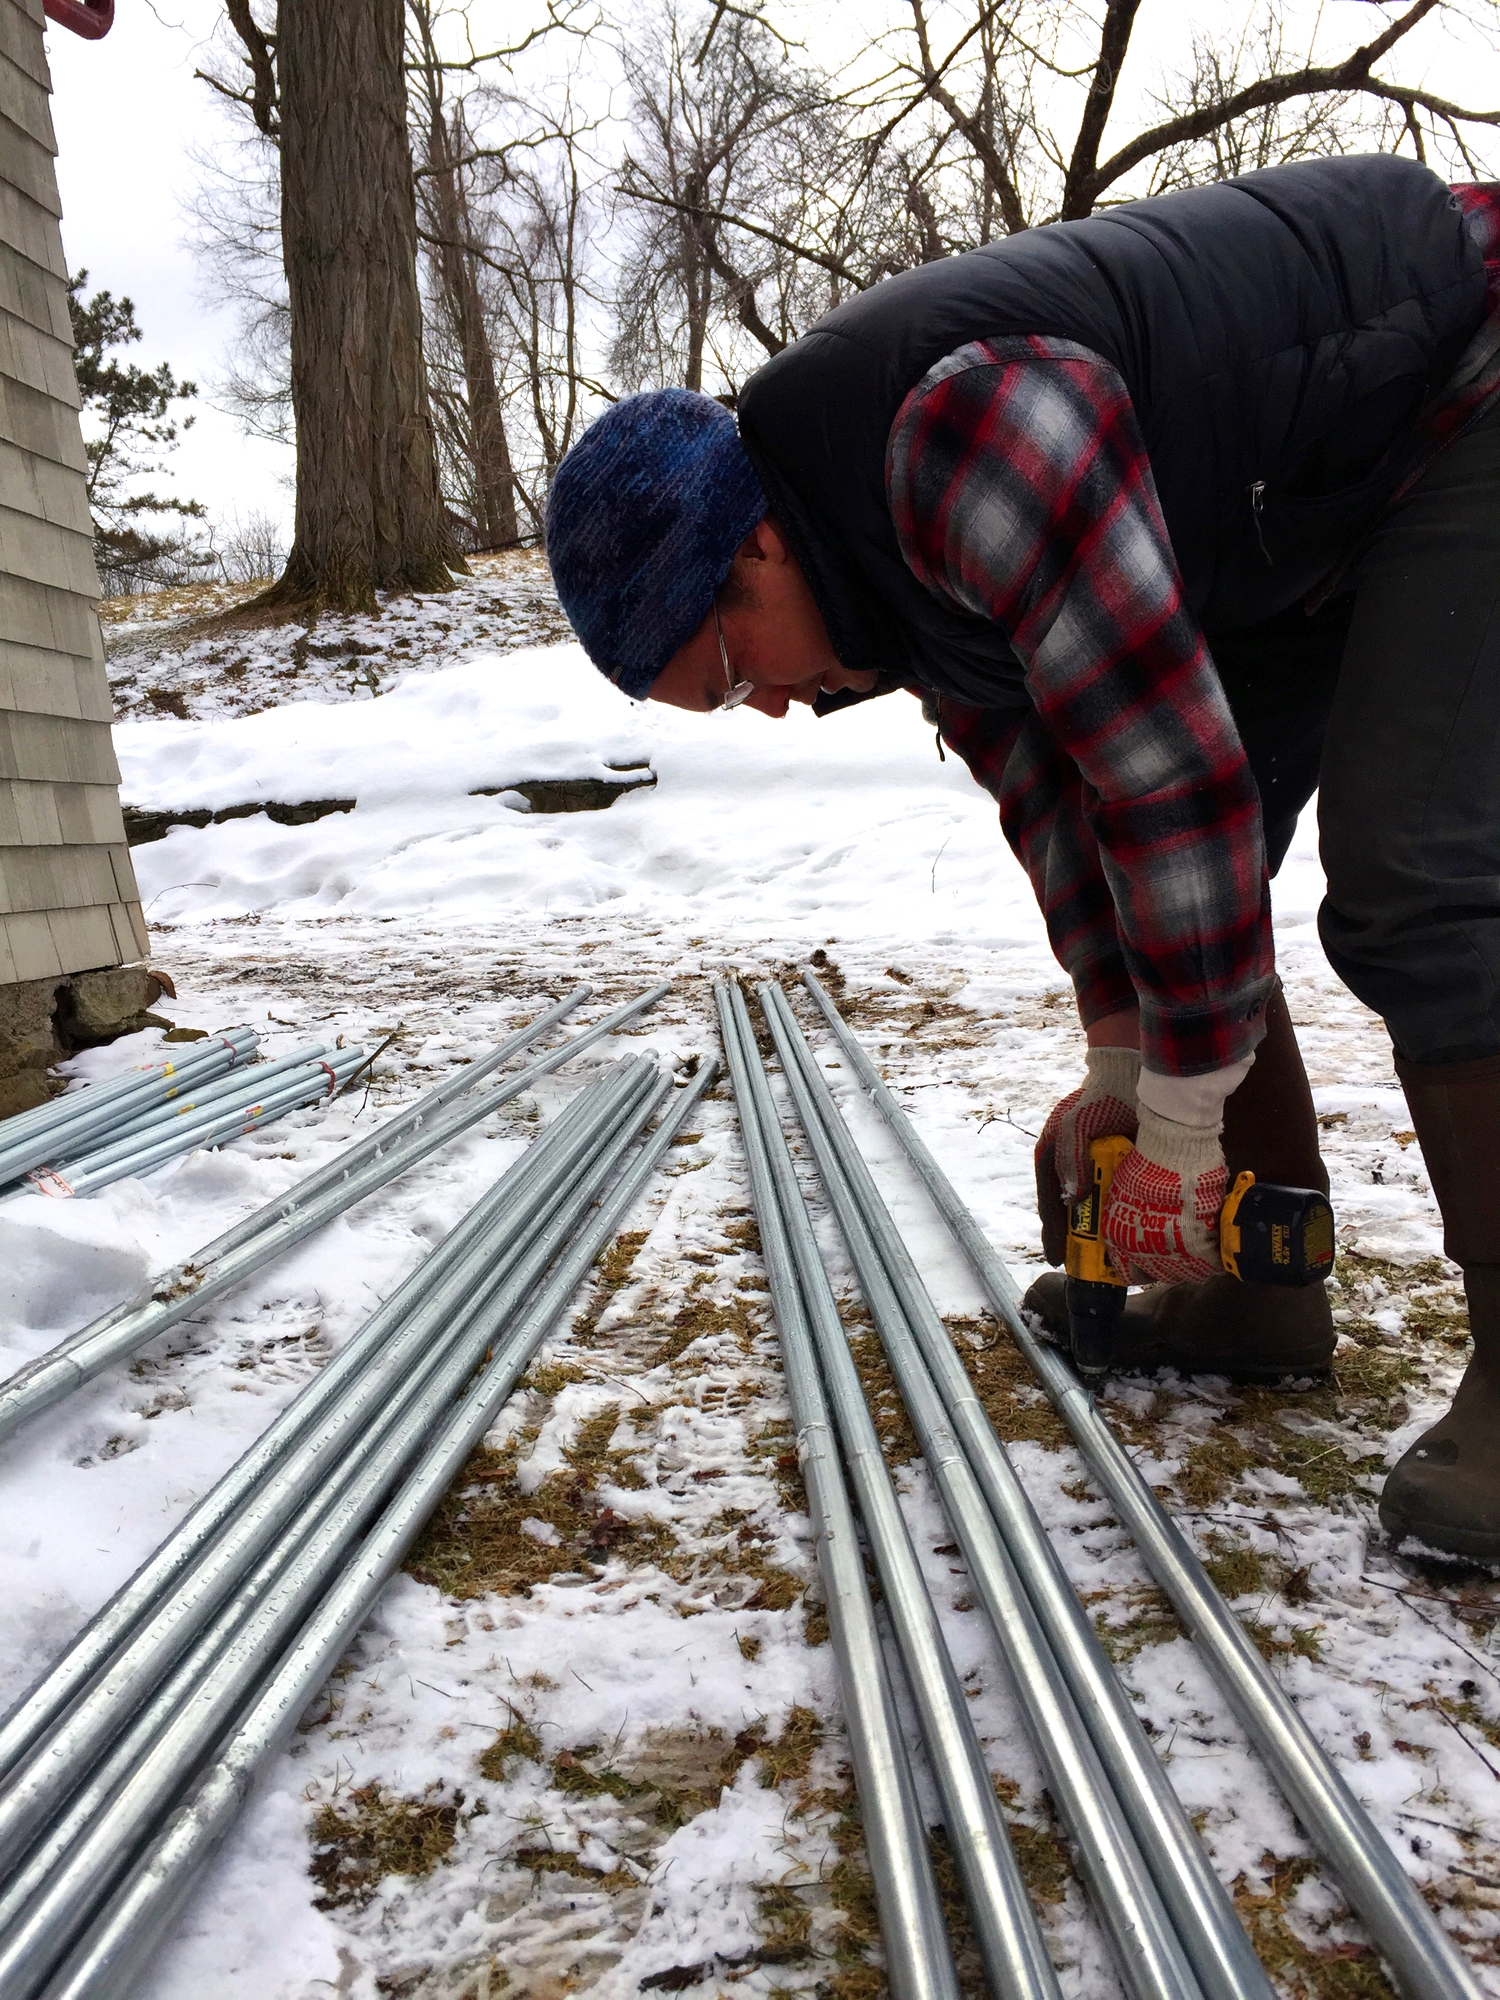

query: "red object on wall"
xmin=43 ymin=0 xmax=114 ymax=38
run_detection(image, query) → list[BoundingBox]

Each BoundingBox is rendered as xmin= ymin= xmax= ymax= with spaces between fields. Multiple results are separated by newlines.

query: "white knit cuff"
xmin=1083 ymin=1045 xmax=1141 ymax=1102
xmin=1137 ymin=1055 xmax=1253 ymax=1131
xmin=1135 ymin=1102 xmax=1227 ymax=1177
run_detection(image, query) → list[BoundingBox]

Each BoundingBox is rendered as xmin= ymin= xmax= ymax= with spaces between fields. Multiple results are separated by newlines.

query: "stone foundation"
xmin=0 ymin=962 xmax=176 ymax=1120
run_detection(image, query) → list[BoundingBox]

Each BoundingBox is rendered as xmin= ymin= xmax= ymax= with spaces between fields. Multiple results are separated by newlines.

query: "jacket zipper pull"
xmin=1250 ymin=480 xmax=1271 ymax=564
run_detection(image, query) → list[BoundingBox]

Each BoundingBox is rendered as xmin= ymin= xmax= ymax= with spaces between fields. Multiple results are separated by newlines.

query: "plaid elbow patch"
xmin=889 ymin=337 xmax=1274 ymax=1075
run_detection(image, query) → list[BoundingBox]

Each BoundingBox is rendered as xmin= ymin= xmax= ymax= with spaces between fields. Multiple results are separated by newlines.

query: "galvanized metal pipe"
xmin=0 ymin=1030 xmax=259 ymax=1183
xmin=0 ymin=1064 xmax=654 ymax=1897
xmin=61 ymin=1039 xmax=330 ymax=1135
xmin=0 ymin=1068 xmax=674 ymax=1994
xmin=0 ymin=1056 xmax=663 ymax=1946
xmin=758 ymin=983 xmax=1204 ymax=2000
xmin=0 ymin=1062 xmax=664 ymax=1944
xmin=0 ymin=984 xmax=665 ymax=1447
xmin=0 ymin=1028 xmax=257 ymax=1143
xmin=0 ymin=1055 xmax=648 ymax=1795
xmin=35 ymin=1057 xmax=718 ymax=2000
xmin=733 ymin=989 xmax=1064 ymax=2000
xmin=771 ymin=983 xmax=1271 ymax=2000
xmin=39 ymin=1041 xmax=342 ymax=1171
xmin=36 ymin=1050 xmax=370 ymax=1199
xmin=28 ymin=988 xmax=594 ymax=1368
xmin=0 ymin=1058 xmax=655 ymax=1814
xmin=800 ymin=969 xmax=1488 ymax=2000
xmin=0 ymin=1028 xmax=258 ymax=1153
xmin=0 ymin=1024 xmax=258 ymax=1152
xmin=192 ymin=988 xmax=591 ymax=1263
xmin=715 ymin=986 xmax=961 ymax=2000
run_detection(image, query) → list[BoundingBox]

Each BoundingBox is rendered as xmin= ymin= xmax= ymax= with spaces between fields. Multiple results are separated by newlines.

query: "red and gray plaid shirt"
xmin=886 ymin=183 xmax=1500 ymax=1078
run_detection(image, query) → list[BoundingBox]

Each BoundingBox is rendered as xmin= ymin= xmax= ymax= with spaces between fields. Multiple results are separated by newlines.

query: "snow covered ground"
xmin=102 ymin=550 xmax=572 ymax=723
xmin=3 ymin=589 xmax=1499 ymax=2000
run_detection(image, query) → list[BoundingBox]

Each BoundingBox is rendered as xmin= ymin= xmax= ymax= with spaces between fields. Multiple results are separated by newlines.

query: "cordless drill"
xmin=1063 ymin=1137 xmax=1336 ymax=1384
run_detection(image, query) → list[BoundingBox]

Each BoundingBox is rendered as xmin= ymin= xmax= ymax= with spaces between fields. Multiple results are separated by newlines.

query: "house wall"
xmin=0 ymin=0 xmax=147 ymax=991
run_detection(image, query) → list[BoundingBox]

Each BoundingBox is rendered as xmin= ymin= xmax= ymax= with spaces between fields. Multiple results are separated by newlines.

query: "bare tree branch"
xmin=224 ymin=0 xmax=277 ymax=138
xmin=907 ymin=0 xmax=1027 ymax=232
xmin=1086 ymin=0 xmax=1476 ymax=205
xmin=411 ymin=129 xmax=557 ymax=180
xmin=694 ymin=212 xmax=786 ymax=353
xmin=695 ymin=2 xmax=794 ymax=66
xmin=406 ymin=3 xmax=590 ymax=77
xmin=1060 ymin=0 xmax=1141 ymax=221
xmin=193 ymin=69 xmax=261 ymax=120
xmin=1400 ymin=98 xmax=1428 ymax=162
xmin=615 ymin=182 xmax=870 ymax=290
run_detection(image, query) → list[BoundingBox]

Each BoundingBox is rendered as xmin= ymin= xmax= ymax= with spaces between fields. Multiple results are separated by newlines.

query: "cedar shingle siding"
xmin=0 ymin=0 xmax=145 ymax=986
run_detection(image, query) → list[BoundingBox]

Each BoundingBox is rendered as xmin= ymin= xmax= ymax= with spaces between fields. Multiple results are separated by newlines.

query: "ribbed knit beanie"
xmin=545 ymin=389 xmax=766 ymax=699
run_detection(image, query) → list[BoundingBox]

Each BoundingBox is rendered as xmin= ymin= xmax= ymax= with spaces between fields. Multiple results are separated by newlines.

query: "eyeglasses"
xmin=714 ymin=599 xmax=755 ymax=711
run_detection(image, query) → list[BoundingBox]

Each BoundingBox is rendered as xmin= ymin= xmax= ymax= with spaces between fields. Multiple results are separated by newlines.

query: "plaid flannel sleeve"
xmin=887 ymin=336 xmax=1274 ymax=1076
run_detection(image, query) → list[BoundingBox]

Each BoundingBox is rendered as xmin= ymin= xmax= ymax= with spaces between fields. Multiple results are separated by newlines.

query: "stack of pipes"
xmin=0 ymin=1027 xmax=262 ymax=1186
xmin=0 ymin=985 xmax=669 ymax=1446
xmin=0 ymin=1009 xmax=715 ymax=2000
xmin=25 ymin=1042 xmax=371 ymax=1199
xmin=0 ymin=1026 xmax=385 ymax=1202
xmin=720 ymin=975 xmax=1484 ymax=2000
xmin=797 ymin=968 xmax=1484 ymax=2000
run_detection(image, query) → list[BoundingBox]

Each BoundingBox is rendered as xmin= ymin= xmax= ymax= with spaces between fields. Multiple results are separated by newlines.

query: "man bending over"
xmin=544 ymin=156 xmax=1500 ymax=1566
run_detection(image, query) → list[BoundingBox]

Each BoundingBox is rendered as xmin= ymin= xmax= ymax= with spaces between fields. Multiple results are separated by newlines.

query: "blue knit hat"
xmin=545 ymin=389 xmax=766 ymax=699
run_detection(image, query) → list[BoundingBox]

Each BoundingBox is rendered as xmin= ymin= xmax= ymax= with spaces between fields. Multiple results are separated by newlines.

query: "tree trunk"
xmin=427 ymin=110 xmax=520 ymax=550
xmin=680 ymin=170 xmax=711 ymax=393
xmin=269 ymin=0 xmax=456 ymax=615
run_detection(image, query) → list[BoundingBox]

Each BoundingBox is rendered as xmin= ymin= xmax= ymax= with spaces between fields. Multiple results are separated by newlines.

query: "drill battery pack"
xmin=1218 ymin=1173 xmax=1335 ymax=1287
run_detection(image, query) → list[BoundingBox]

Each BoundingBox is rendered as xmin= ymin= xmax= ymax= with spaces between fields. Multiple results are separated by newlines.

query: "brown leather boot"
xmin=1379 ymin=1053 xmax=1500 ymax=1563
xmin=1026 ymin=980 xmax=1336 ymax=1381
xmin=1023 ymin=1268 xmax=1336 ymax=1383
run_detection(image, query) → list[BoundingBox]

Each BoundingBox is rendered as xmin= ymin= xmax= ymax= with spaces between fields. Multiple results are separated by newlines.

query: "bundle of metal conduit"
xmin=0 ymin=1029 xmax=716 ymax=2000
xmin=0 ymin=983 xmax=670 ymax=1447
xmin=739 ymin=969 xmax=1483 ymax=2000
xmin=0 ymin=1027 xmax=262 ymax=1188
xmin=22 ymin=1040 xmax=373 ymax=1200
xmin=717 ymin=982 xmax=1049 ymax=2000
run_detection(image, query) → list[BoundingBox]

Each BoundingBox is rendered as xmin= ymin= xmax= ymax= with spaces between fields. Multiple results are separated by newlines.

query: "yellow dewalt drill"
xmin=1064 ymin=1136 xmax=1336 ymax=1384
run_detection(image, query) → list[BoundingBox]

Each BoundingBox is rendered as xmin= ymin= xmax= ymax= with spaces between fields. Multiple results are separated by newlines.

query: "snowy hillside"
xmin=103 ymin=550 xmax=571 ymax=723
xmin=1 ymin=586 xmax=1496 ymax=2000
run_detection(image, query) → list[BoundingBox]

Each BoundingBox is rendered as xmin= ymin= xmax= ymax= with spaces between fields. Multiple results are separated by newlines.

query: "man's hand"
xmin=1035 ymin=1046 xmax=1141 ymax=1264
xmin=1101 ymin=1105 xmax=1227 ymax=1284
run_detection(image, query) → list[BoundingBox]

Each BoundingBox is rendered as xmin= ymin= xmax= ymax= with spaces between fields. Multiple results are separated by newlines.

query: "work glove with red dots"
xmin=1098 ymin=1058 xmax=1254 ymax=1284
xmin=1100 ymin=1105 xmax=1227 ymax=1284
xmin=1034 ymin=1046 xmax=1140 ymax=1265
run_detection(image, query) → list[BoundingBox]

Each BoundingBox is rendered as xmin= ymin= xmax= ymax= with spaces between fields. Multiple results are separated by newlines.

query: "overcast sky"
xmin=40 ymin=1 xmax=1500 ymax=547
xmin=48 ymin=0 xmax=294 ymax=533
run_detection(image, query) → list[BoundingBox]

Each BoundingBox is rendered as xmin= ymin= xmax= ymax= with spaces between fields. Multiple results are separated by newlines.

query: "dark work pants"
xmin=1210 ymin=396 xmax=1500 ymax=1066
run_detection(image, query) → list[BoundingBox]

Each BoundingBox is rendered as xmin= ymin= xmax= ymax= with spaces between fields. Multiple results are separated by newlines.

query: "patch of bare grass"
xmin=572 ymin=1229 xmax=649 ymax=1343
xmin=511 ymin=1845 xmax=637 ymax=1894
xmin=1233 ymin=1853 xmax=1396 ymax=1998
xmin=1090 ymin=1585 xmax=1183 ymax=1662
xmin=477 ymin=1711 xmax=543 ymax=1780
xmin=405 ymin=1427 xmax=673 ymax=1600
xmin=654 ymin=1282 xmax=764 ymax=1367
xmin=953 ymin=1318 xmax=1071 ymax=1451
xmin=308 ymin=1783 xmax=463 ymax=1910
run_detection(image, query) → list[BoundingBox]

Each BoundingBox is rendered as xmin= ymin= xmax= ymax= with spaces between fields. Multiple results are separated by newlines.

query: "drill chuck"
xmin=1064 ymin=1276 xmax=1128 ymax=1384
